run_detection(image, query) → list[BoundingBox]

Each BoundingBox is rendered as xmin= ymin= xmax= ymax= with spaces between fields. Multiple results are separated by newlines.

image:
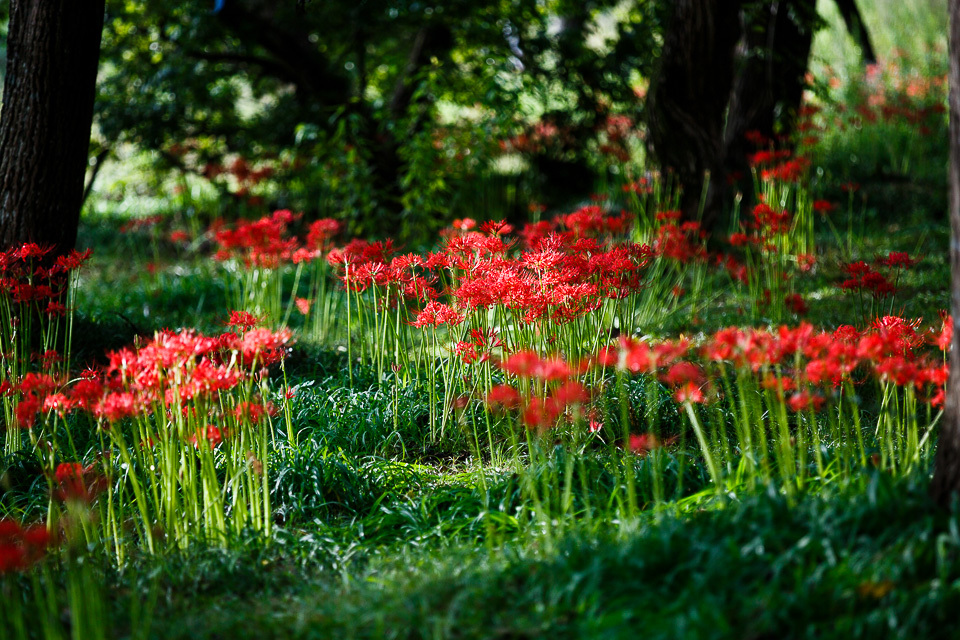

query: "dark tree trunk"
xmin=0 ymin=0 xmax=105 ymax=256
xmin=646 ymin=0 xmax=742 ymax=228
xmin=719 ymin=0 xmax=817 ymax=210
xmin=834 ymin=0 xmax=876 ymax=64
xmin=931 ymin=0 xmax=960 ymax=506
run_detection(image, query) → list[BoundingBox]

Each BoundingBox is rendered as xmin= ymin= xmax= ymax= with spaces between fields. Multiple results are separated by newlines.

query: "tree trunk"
xmin=834 ymin=0 xmax=877 ymax=64
xmin=719 ymin=0 xmax=817 ymax=212
xmin=931 ymin=0 xmax=960 ymax=505
xmin=646 ymin=0 xmax=742 ymax=228
xmin=0 ymin=0 xmax=105 ymax=256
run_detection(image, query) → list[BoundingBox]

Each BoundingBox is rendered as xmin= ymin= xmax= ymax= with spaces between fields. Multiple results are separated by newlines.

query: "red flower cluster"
xmin=211 ymin=211 xmax=342 ymax=269
xmin=213 ymin=210 xmax=301 ymax=268
xmin=839 ymin=261 xmax=896 ymax=298
xmin=54 ymin=462 xmax=107 ymax=504
xmin=325 ymin=217 xmax=655 ymax=329
xmin=9 ymin=319 xmax=289 ymax=440
xmin=0 ymin=519 xmax=51 ymax=573
xmin=0 ymin=244 xmax=91 ymax=307
xmin=487 ymin=351 xmax=591 ymax=430
xmin=483 ymin=315 xmax=949 ymax=434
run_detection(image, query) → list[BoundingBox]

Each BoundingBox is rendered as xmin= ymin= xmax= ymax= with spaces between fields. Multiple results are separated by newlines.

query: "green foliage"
xmin=90 ymin=1 xmax=663 ymax=242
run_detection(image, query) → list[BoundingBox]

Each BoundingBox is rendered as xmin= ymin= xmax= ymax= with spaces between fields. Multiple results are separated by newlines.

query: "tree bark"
xmin=720 ymin=0 xmax=817 ymax=207
xmin=0 ymin=0 xmax=105 ymax=256
xmin=646 ymin=0 xmax=742 ymax=227
xmin=931 ymin=0 xmax=960 ymax=506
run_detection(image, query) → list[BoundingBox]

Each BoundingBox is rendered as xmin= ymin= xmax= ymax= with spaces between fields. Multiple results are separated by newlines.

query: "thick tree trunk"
xmin=0 ymin=0 xmax=105 ymax=256
xmin=931 ymin=0 xmax=960 ymax=506
xmin=646 ymin=0 xmax=742 ymax=228
xmin=719 ymin=1 xmax=817 ymax=210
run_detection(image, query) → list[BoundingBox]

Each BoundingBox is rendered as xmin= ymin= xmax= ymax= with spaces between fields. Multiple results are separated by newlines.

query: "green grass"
xmin=76 ymin=467 xmax=960 ymax=639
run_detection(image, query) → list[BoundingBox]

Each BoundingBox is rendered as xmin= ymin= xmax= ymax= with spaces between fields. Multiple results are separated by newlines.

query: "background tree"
xmin=647 ymin=0 xmax=875 ymax=229
xmin=0 ymin=0 xmax=105 ymax=256
xmin=931 ymin=0 xmax=960 ymax=505
xmin=645 ymin=0 xmax=743 ymax=226
xmin=91 ymin=1 xmax=662 ymax=242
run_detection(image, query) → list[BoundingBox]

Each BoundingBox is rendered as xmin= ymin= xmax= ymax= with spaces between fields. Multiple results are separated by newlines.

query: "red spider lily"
xmin=551 ymin=380 xmax=589 ymax=408
xmin=588 ymin=416 xmax=604 ymax=433
xmin=212 ymin=210 xmax=301 ymax=268
xmin=53 ymin=248 xmax=92 ymax=272
xmin=42 ymin=393 xmax=73 ymax=416
xmin=95 ymin=392 xmax=139 ymax=422
xmin=234 ymin=401 xmax=269 ymax=423
xmin=37 ymin=349 xmax=64 ymax=369
xmin=788 ymin=391 xmax=825 ymax=413
xmin=653 ymin=221 xmax=707 ymax=262
xmin=662 ymin=361 xmax=703 ymax=387
xmin=295 ymin=298 xmax=312 ymax=315
xmin=188 ymin=424 xmax=225 ymax=449
xmin=745 ymin=129 xmax=770 ymax=146
xmin=15 ymin=394 xmax=41 ymax=428
xmin=560 ymin=205 xmax=631 ymax=238
xmin=652 ymin=339 xmax=691 ymax=368
xmin=305 ymin=218 xmax=341 ymax=251
xmin=536 ymin=357 xmax=574 ymax=381
xmin=54 ymin=462 xmax=106 ymax=504
xmin=14 ymin=243 xmax=55 ymax=260
xmin=729 ymin=232 xmax=751 ymax=247
xmin=751 ymin=203 xmax=792 ymax=234
xmin=411 ymin=302 xmax=465 ymax=328
xmin=674 ymin=382 xmax=705 ymax=404
xmin=877 ymin=252 xmax=916 ymax=269
xmin=169 ymin=230 xmax=190 ymax=244
xmin=629 ymin=433 xmax=662 ymax=456
xmin=840 ymin=261 xmax=895 ymax=298
xmin=500 ymin=351 xmax=544 ymax=378
xmin=479 ymin=220 xmax=515 ymax=236
xmin=761 ymin=374 xmax=796 ymax=397
xmin=748 ymin=149 xmax=792 ymax=166
xmin=622 ymin=178 xmax=653 ymax=194
xmin=813 ymin=200 xmax=835 ymax=213
xmin=619 ymin=338 xmax=653 ymax=373
xmin=522 ymin=397 xmax=562 ymax=430
xmin=796 ymin=254 xmax=816 ymax=272
xmin=935 ymin=313 xmax=952 ymax=351
xmin=226 ymin=310 xmax=262 ymax=332
xmin=760 ymin=157 xmax=809 ymax=182
xmin=785 ymin=293 xmax=808 ymax=315
xmin=237 ymin=328 xmax=292 ymax=367
xmin=0 ymin=519 xmax=52 ymax=573
xmin=486 ymin=384 xmax=521 ymax=410
xmin=44 ymin=300 xmax=68 ymax=316
xmin=18 ymin=372 xmax=59 ymax=396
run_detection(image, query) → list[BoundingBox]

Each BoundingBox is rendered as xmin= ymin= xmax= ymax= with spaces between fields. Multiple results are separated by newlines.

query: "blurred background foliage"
xmin=82 ymin=0 xmax=665 ymax=245
xmin=0 ymin=1 xmax=948 ymax=246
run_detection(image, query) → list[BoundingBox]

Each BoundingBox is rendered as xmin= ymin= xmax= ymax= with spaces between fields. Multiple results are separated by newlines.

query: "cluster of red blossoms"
xmin=0 ymin=462 xmax=109 ymax=573
xmin=53 ymin=462 xmax=107 ymax=505
xmin=8 ymin=312 xmax=291 ymax=444
xmin=748 ymin=147 xmax=810 ymax=183
xmin=0 ymin=519 xmax=51 ymax=574
xmin=329 ymin=212 xmax=657 ymax=326
xmin=211 ymin=210 xmax=342 ymax=269
xmin=839 ymin=253 xmax=916 ymax=299
xmin=0 ymin=244 xmax=91 ymax=310
xmin=483 ymin=314 xmax=950 ymax=435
